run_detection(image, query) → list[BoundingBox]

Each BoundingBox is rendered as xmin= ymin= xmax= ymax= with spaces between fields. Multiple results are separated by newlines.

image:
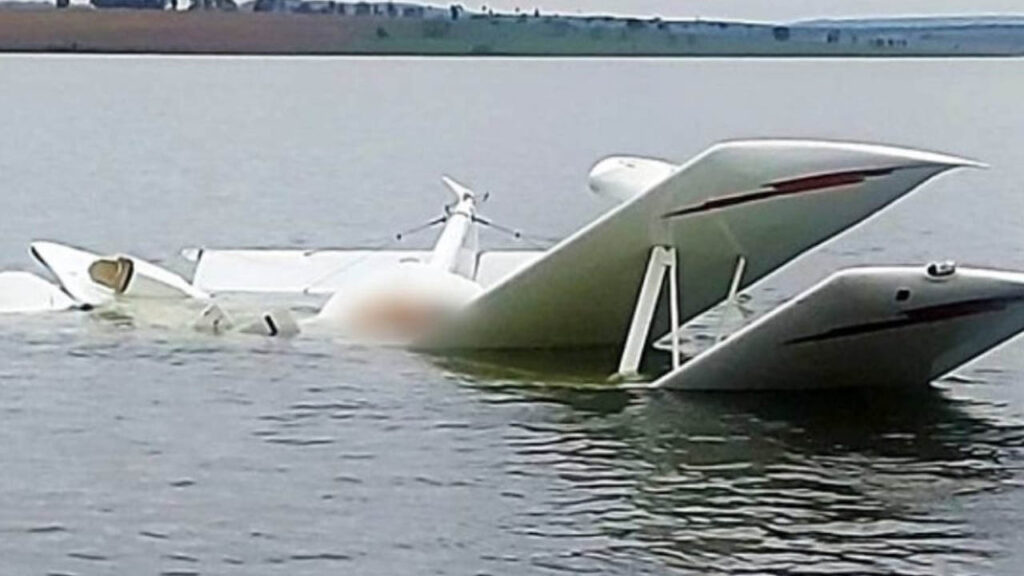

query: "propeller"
xmin=441 ymin=175 xmax=489 ymax=208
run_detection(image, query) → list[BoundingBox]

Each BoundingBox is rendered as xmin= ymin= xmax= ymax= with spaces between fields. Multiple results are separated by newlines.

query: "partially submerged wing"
xmin=421 ymin=139 xmax=980 ymax=350
xmin=653 ymin=266 xmax=1024 ymax=390
xmin=189 ymin=249 xmax=544 ymax=294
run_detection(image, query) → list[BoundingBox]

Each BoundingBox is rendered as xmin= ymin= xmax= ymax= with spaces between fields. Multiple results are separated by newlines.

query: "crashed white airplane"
xmin=2 ymin=138 xmax=1022 ymax=391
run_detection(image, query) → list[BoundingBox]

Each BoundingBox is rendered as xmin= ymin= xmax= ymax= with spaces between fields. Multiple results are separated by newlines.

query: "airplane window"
xmin=895 ymin=289 xmax=911 ymax=302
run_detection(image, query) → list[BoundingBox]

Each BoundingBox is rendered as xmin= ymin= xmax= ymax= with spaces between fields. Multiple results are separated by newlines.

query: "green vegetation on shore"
xmin=1 ymin=2 xmax=1023 ymax=56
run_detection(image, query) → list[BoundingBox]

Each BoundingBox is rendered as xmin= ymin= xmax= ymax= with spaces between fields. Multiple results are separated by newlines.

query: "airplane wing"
xmin=419 ymin=139 xmax=980 ymax=350
xmin=189 ymin=249 xmax=544 ymax=294
xmin=652 ymin=266 xmax=1024 ymax=390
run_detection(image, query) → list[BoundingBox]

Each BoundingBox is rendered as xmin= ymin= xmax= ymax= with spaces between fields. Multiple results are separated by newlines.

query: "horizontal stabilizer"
xmin=420 ymin=139 xmax=979 ymax=350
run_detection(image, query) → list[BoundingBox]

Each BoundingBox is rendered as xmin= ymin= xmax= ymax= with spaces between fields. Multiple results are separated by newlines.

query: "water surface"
xmin=0 ymin=56 xmax=1023 ymax=575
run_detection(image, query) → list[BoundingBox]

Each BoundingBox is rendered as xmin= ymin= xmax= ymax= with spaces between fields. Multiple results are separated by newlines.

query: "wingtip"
xmin=952 ymin=157 xmax=988 ymax=170
xmin=717 ymin=138 xmax=989 ymax=174
xmin=912 ymin=149 xmax=987 ymax=170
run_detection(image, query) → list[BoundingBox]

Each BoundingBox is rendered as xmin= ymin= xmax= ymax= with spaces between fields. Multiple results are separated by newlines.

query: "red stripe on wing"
xmin=663 ymin=167 xmax=898 ymax=219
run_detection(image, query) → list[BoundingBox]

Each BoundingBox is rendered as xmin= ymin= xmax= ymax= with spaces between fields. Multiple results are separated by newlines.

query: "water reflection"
xmin=474 ymin=381 xmax=1023 ymax=574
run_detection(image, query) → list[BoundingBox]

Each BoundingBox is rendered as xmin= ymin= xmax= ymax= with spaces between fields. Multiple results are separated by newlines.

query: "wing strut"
xmin=716 ymin=256 xmax=747 ymax=343
xmin=616 ymin=246 xmax=680 ymax=380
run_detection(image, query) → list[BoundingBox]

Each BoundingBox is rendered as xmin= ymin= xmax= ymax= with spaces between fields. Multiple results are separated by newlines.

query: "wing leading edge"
xmin=419 ymin=139 xmax=980 ymax=350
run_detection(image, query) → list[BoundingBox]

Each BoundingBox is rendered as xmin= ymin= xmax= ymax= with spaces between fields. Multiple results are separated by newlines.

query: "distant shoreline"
xmin=1 ymin=9 xmax=1023 ymax=57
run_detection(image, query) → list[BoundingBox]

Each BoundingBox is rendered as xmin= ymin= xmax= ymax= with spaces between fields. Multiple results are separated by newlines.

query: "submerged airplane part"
xmin=419 ymin=140 xmax=980 ymax=350
xmin=5 ymin=138 xmax=1019 ymax=392
xmin=194 ymin=303 xmax=235 ymax=334
xmin=242 ymin=308 xmax=301 ymax=338
xmin=0 ymin=271 xmax=75 ymax=313
xmin=30 ymin=241 xmax=208 ymax=307
xmin=655 ymin=265 xmax=1024 ymax=390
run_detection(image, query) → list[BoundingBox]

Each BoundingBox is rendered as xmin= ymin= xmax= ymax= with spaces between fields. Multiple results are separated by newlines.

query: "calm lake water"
xmin=1 ymin=55 xmax=1024 ymax=575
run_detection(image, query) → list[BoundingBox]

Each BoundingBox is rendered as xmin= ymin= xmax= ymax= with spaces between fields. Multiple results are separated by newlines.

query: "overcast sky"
xmin=470 ymin=1 xmax=1024 ymax=22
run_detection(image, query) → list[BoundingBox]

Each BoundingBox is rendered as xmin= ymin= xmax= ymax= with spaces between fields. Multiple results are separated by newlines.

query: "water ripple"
xmin=485 ymin=385 xmax=1024 ymax=573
